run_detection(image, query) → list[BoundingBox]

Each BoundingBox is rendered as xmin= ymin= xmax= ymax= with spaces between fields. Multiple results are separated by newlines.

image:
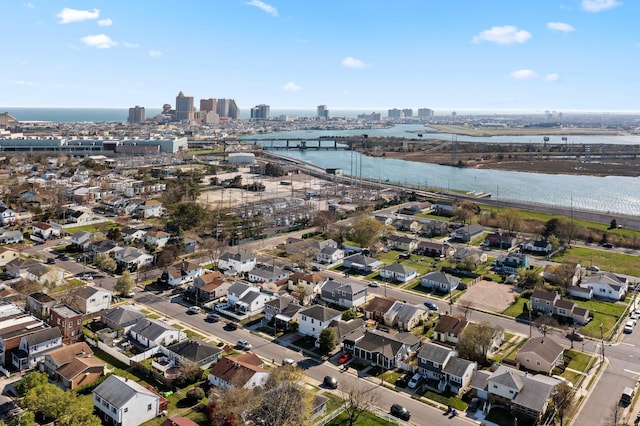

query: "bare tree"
xmin=603 ymin=402 xmax=621 ymax=426
xmin=456 ymin=321 xmax=503 ymax=363
xmin=534 ymin=315 xmax=558 ymax=337
xmin=552 ymin=382 xmax=574 ymax=426
xmin=207 ymin=387 xmax=255 ymax=426
xmin=339 ymin=382 xmax=379 ymax=426
xmin=459 ymin=299 xmax=474 ymax=319
xmin=498 ymin=208 xmax=522 ymax=236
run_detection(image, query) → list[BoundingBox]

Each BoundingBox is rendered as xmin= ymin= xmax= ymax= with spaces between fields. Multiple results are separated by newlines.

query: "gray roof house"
xmin=382 ymin=302 xmax=429 ymax=331
xmin=417 ymin=342 xmax=477 ymax=394
xmin=298 ymin=306 xmax=342 ymax=339
xmin=100 ymin=306 xmax=145 ymax=331
xmin=342 ymin=254 xmax=383 ymax=273
xmin=420 ymin=271 xmax=460 ymax=294
xmin=129 ymin=319 xmax=186 ymax=348
xmin=12 ymin=327 xmax=63 ymax=370
xmin=320 ymin=279 xmax=368 ymax=309
xmin=380 ymin=263 xmax=418 ymax=283
xmin=165 ymin=339 xmax=223 ymax=367
xmin=350 ymin=328 xmax=420 ymax=370
xmin=247 ymin=265 xmax=288 ymax=284
xmin=93 ymin=374 xmax=161 ymax=426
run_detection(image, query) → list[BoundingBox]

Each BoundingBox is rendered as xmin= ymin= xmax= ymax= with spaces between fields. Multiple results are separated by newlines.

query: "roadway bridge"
xmin=187 ymin=138 xmax=353 ymax=150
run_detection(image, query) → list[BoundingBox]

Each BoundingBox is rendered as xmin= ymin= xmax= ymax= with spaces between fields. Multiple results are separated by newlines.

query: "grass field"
xmin=552 ymin=247 xmax=640 ymax=277
xmin=326 ymin=411 xmax=397 ymax=426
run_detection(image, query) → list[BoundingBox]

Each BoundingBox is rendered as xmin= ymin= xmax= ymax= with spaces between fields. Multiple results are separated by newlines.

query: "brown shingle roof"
xmin=47 ymin=342 xmax=93 ymax=367
xmin=209 ymin=356 xmax=266 ymax=387
xmin=434 ymin=314 xmax=468 ymax=336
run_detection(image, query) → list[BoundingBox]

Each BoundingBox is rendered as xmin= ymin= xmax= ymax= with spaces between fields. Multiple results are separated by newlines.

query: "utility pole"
xmin=600 ymin=322 xmax=605 ymax=362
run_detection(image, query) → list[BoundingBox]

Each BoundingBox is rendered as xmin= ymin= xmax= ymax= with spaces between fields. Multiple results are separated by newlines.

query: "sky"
xmin=2 ymin=0 xmax=639 ymax=112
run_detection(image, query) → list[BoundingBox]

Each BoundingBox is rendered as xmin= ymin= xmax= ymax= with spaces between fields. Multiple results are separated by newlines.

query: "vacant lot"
xmin=458 ymin=280 xmax=520 ymax=313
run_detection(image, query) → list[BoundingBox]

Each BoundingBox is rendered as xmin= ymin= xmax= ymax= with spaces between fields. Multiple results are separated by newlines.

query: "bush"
xmin=186 ymin=387 xmax=205 ymax=401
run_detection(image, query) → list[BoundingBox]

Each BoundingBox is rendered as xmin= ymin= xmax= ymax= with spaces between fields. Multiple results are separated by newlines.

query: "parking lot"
xmin=457 ymin=279 xmax=520 ymax=313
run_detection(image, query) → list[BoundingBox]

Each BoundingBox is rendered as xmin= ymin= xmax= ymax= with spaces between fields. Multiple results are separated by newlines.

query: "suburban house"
xmin=287 ymin=272 xmax=329 ymax=305
xmin=465 ymin=322 xmax=504 ymax=356
xmin=342 ymin=254 xmax=383 ymax=273
xmin=382 ymin=301 xmax=430 ymax=331
xmin=496 ymin=252 xmax=530 ymax=274
xmin=43 ymin=342 xmax=104 ymax=390
xmin=364 ymin=296 xmax=397 ymax=322
xmin=373 ymin=214 xmax=395 ymax=226
xmin=316 ymin=246 xmax=345 ymax=264
xmin=32 ymin=221 xmax=60 ymax=240
xmin=568 ymin=286 xmax=593 ymax=300
xmin=247 ymin=265 xmax=288 ymax=284
xmin=521 ymin=239 xmax=553 ymax=254
xmin=165 ymin=339 xmax=223 ymax=367
xmin=226 ymin=282 xmax=272 ymax=314
xmin=416 ymin=241 xmax=455 ymax=258
xmin=190 ymin=271 xmax=229 ymax=304
xmin=433 ymin=201 xmax=455 ymax=216
xmin=452 ymin=247 xmax=488 ymax=265
xmin=12 ymin=327 xmax=63 ymax=370
xmin=6 ymin=258 xmax=40 ymax=278
xmin=418 ymin=219 xmax=450 ymax=237
xmin=450 ymin=223 xmax=485 ymax=242
xmin=420 ymin=271 xmax=460 ymax=294
xmin=217 ymin=251 xmax=257 ymax=273
xmin=70 ymin=230 xmax=94 ymax=251
xmin=49 ymin=304 xmax=83 ymax=343
xmin=129 ymin=319 xmax=186 ymax=348
xmin=0 ymin=206 xmax=16 ymax=226
xmin=543 ymin=262 xmax=582 ymax=288
xmin=388 ymin=234 xmax=418 ymax=252
xmin=100 ymin=306 xmax=145 ymax=332
xmin=579 ymin=271 xmax=628 ymax=301
xmin=485 ymin=232 xmax=518 ymax=249
xmin=121 ymin=227 xmax=147 ymax=243
xmin=92 ymin=239 xmax=118 ymax=257
xmin=298 ymin=305 xmax=342 ymax=339
xmin=284 ymin=237 xmax=337 ymax=257
xmin=69 ymin=286 xmax=112 ymax=314
xmin=25 ymin=292 xmax=57 ymax=320
xmin=325 ymin=318 xmax=365 ymax=347
xmin=320 ymin=279 xmax=368 ymax=309
xmin=470 ymin=365 xmax=560 ymax=421
xmin=0 ymin=308 xmax=52 ymax=369
xmin=417 ymin=342 xmax=477 ymax=394
xmin=516 ymin=337 xmax=564 ymax=375
xmin=433 ymin=314 xmax=468 ymax=345
xmin=350 ymin=329 xmax=420 ymax=370
xmin=69 ymin=208 xmax=94 ymax=224
xmin=379 ymin=263 xmax=417 ymax=283
xmin=0 ymin=248 xmax=18 ymax=268
xmin=144 ymin=230 xmax=171 ymax=248
xmin=530 ymin=290 xmax=590 ymax=325
xmin=93 ymin=375 xmax=165 ymax=426
xmin=264 ymin=294 xmax=303 ymax=327
xmin=393 ymin=218 xmax=421 ymax=233
xmin=208 ymin=353 xmax=269 ymax=390
xmin=136 ymin=199 xmax=164 ymax=219
xmin=0 ymin=230 xmax=23 ymax=245
xmin=114 ymin=246 xmax=154 ymax=271
xmin=167 ymin=260 xmax=204 ymax=287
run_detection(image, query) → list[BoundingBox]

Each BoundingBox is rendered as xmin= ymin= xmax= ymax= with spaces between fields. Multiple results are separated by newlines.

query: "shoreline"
xmin=422 ymin=124 xmax=633 ymax=138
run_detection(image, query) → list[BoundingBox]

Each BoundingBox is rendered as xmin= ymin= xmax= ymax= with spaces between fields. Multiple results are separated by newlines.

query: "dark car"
xmin=603 ymin=243 xmax=614 ymax=248
xmin=46 ymin=258 xmax=56 ymax=264
xmin=323 ymin=376 xmax=338 ymax=389
xmin=424 ymin=301 xmax=439 ymax=311
xmin=390 ymin=404 xmax=411 ymax=421
xmin=468 ymin=397 xmax=481 ymax=412
xmin=225 ymin=322 xmax=239 ymax=331
xmin=395 ymin=374 xmax=410 ymax=388
xmin=566 ymin=332 xmax=584 ymax=342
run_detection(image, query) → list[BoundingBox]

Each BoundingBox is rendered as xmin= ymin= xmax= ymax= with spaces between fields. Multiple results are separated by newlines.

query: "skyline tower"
xmin=175 ymin=91 xmax=195 ymax=121
xmin=317 ymin=104 xmax=329 ymax=120
xmin=250 ymin=104 xmax=270 ymax=120
xmin=217 ymin=99 xmax=239 ymax=119
xmin=127 ymin=105 xmax=145 ymax=123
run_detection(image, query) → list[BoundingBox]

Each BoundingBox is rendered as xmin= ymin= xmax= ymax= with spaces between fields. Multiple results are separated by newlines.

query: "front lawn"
xmin=553 ymin=246 xmax=640 ymax=277
xmin=579 ymin=312 xmax=618 ymax=339
xmin=565 ymin=350 xmax=596 ymax=373
xmin=571 ymin=298 xmax=627 ymax=317
xmin=423 ymin=391 xmax=467 ymax=411
xmin=501 ymin=297 xmax=529 ymax=318
xmin=326 ymin=411 xmax=396 ymax=426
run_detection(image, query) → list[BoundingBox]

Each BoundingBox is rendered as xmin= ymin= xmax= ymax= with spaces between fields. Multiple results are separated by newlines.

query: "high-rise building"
xmin=402 ymin=108 xmax=413 ymax=118
xmin=216 ymin=99 xmax=239 ymax=119
xmin=175 ymin=91 xmax=195 ymax=121
xmin=418 ymin=108 xmax=434 ymax=118
xmin=250 ymin=104 xmax=270 ymax=120
xmin=388 ymin=108 xmax=402 ymax=119
xmin=127 ymin=106 xmax=145 ymax=123
xmin=317 ymin=105 xmax=329 ymax=119
xmin=200 ymin=98 xmax=216 ymax=114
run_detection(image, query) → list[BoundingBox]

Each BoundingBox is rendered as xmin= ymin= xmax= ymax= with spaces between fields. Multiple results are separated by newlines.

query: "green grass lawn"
xmin=579 ymin=312 xmax=618 ymax=339
xmin=501 ymin=297 xmax=528 ymax=318
xmin=572 ymin=298 xmax=627 ymax=317
xmin=64 ymin=222 xmax=119 ymax=234
xmin=561 ymin=369 xmax=583 ymax=385
xmin=423 ymin=391 xmax=467 ymax=411
xmin=553 ymin=246 xmax=640 ymax=277
xmin=325 ymin=411 xmax=397 ymax=426
xmin=565 ymin=350 xmax=596 ymax=372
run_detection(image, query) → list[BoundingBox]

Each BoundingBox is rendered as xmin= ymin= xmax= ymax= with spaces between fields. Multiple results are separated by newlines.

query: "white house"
xmin=208 ymin=354 xmax=269 ymax=390
xmin=297 ymin=305 xmax=342 ymax=339
xmin=71 ymin=286 xmax=112 ymax=314
xmin=379 ymin=263 xmax=418 ymax=283
xmin=32 ymin=221 xmax=59 ymax=240
xmin=12 ymin=327 xmax=63 ymax=370
xmin=218 ymin=251 xmax=257 ymax=273
xmin=167 ymin=260 xmax=204 ymax=287
xmin=121 ymin=227 xmax=147 ymax=243
xmin=93 ymin=375 xmax=161 ymax=426
xmin=420 ymin=271 xmax=460 ymax=294
xmin=143 ymin=230 xmax=171 ymax=248
xmin=246 ymin=265 xmax=288 ymax=284
xmin=0 ymin=207 xmax=16 ymax=226
xmin=136 ymin=200 xmax=163 ymax=219
xmin=226 ymin=282 xmax=272 ymax=314
xmin=71 ymin=230 xmax=94 ymax=251
xmin=113 ymin=246 xmax=154 ymax=270
xmin=580 ymin=272 xmax=628 ymax=301
xmin=319 ymin=279 xmax=368 ymax=308
xmin=129 ymin=319 xmax=186 ymax=348
xmin=317 ymin=246 xmax=345 ymax=264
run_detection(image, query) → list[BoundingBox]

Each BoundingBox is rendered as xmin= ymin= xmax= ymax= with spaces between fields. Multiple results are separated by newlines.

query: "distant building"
xmin=388 ymin=108 xmax=402 ymax=119
xmin=175 ymin=91 xmax=195 ymax=122
xmin=250 ymin=104 xmax=270 ymax=120
xmin=402 ymin=108 xmax=413 ymax=118
xmin=317 ymin=105 xmax=329 ymax=120
xmin=217 ymin=99 xmax=239 ymax=119
xmin=127 ymin=106 xmax=145 ymax=123
xmin=418 ymin=108 xmax=434 ymax=118
xmin=200 ymin=98 xmax=219 ymax=124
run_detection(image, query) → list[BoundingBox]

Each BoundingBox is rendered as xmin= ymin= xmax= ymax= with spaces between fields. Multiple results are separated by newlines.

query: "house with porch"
xmin=496 ymin=252 xmax=530 ymax=274
xmin=579 ymin=271 xmax=628 ymax=301
xmin=320 ymin=279 xmax=367 ymax=309
xmin=351 ymin=329 xmax=419 ymax=370
xmin=388 ymin=234 xmax=418 ymax=252
xmin=208 ymin=353 xmax=269 ymax=390
xmin=317 ymin=246 xmax=345 ymax=264
xmin=114 ymin=246 xmax=154 ymax=271
xmin=530 ymin=290 xmax=591 ymax=325
xmin=226 ymin=282 xmax=272 ymax=315
xmin=191 ymin=271 xmax=229 ymax=304
xmin=167 ymin=260 xmax=204 ymax=287
xmin=217 ymin=251 xmax=257 ymax=274
xmin=12 ymin=327 xmax=63 ymax=370
xmin=416 ymin=241 xmax=455 ymax=258
xmin=379 ymin=263 xmax=417 ymax=283
xmin=420 ymin=271 xmax=460 ymax=294
xmin=264 ymin=294 xmax=303 ymax=331
xmin=416 ymin=342 xmax=477 ymax=394
xmin=298 ymin=305 xmax=342 ymax=339
xmin=432 ymin=314 xmax=468 ymax=345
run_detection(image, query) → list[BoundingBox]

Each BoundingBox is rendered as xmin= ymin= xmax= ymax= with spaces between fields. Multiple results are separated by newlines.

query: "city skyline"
xmin=2 ymin=1 xmax=639 ymax=112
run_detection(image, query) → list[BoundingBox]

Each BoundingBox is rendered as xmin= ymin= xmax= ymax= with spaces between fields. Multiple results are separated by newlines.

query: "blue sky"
xmin=2 ymin=0 xmax=638 ymax=112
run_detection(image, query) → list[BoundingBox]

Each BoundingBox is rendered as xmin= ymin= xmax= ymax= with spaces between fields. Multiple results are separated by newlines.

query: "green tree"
xmin=186 ymin=386 xmax=205 ymax=402
xmin=349 ymin=216 xmax=383 ymax=249
xmin=552 ymin=382 xmax=574 ymax=426
xmin=94 ymin=253 xmax=117 ymax=273
xmin=168 ymin=203 xmax=207 ymax=231
xmin=15 ymin=372 xmax=48 ymax=397
xmin=8 ymin=411 xmax=35 ymax=426
xmin=456 ymin=321 xmax=503 ymax=363
xmin=498 ymin=208 xmax=522 ymax=236
xmin=318 ymin=327 xmax=338 ymax=355
xmin=518 ymin=267 xmax=544 ymax=289
xmin=114 ymin=271 xmax=135 ymax=295
xmin=106 ymin=227 xmax=122 ymax=242
xmin=23 ymin=383 xmax=69 ymax=422
xmin=56 ymin=403 xmax=101 ymax=426
xmin=264 ymin=163 xmax=285 ymax=177
xmin=542 ymin=218 xmax=561 ymax=239
xmin=342 ymin=310 xmax=357 ymax=321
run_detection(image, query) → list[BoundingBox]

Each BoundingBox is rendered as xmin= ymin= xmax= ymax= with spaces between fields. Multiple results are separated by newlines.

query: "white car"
xmin=407 ymin=373 xmax=422 ymax=389
xmin=624 ymin=321 xmax=635 ymax=333
xmin=188 ymin=306 xmax=201 ymax=314
xmin=237 ymin=339 xmax=252 ymax=350
xmin=82 ymin=273 xmax=93 ymax=281
xmin=368 ymin=281 xmax=380 ymax=287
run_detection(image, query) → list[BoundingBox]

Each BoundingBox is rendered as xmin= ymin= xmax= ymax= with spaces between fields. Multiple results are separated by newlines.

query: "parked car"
xmin=395 ymin=374 xmax=410 ymax=388
xmin=46 ymin=258 xmax=56 ymax=264
xmin=424 ymin=301 xmax=439 ymax=311
xmin=390 ymin=404 xmax=411 ymax=421
xmin=368 ymin=281 xmax=380 ymax=287
xmin=225 ymin=322 xmax=239 ymax=331
xmin=82 ymin=273 xmax=93 ymax=280
xmin=323 ymin=376 xmax=338 ymax=389
xmin=124 ymin=291 xmax=135 ymax=298
xmin=566 ymin=332 xmax=584 ymax=342
xmin=407 ymin=373 xmax=422 ymax=389
xmin=282 ymin=358 xmax=296 ymax=366
xmin=624 ymin=321 xmax=634 ymax=334
xmin=187 ymin=306 xmax=201 ymax=314
xmin=586 ymin=265 xmax=600 ymax=272
xmin=468 ymin=397 xmax=481 ymax=412
xmin=603 ymin=243 xmax=614 ymax=248
xmin=237 ymin=339 xmax=252 ymax=350
xmin=206 ymin=313 xmax=220 ymax=322
xmin=338 ymin=353 xmax=352 ymax=364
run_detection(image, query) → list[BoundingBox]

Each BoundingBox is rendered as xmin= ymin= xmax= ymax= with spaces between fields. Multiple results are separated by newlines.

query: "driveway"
xmin=457 ymin=279 xmax=520 ymax=313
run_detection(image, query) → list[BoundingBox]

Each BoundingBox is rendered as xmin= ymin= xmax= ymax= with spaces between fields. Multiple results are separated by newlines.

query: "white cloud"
xmin=282 ymin=82 xmax=301 ymax=91
xmin=81 ymin=34 xmax=117 ymax=49
xmin=545 ymin=73 xmax=560 ymax=82
xmin=56 ymin=8 xmax=100 ymax=24
xmin=341 ymin=56 xmax=371 ymax=69
xmin=24 ymin=2 xmax=35 ymax=8
xmin=149 ymin=50 xmax=162 ymax=58
xmin=510 ymin=69 xmax=538 ymax=79
xmin=581 ymin=0 xmax=622 ymax=12
xmin=547 ymin=22 xmax=576 ymax=32
xmin=6 ymin=80 xmax=34 ymax=86
xmin=472 ymin=25 xmax=532 ymax=45
xmin=97 ymin=19 xmax=112 ymax=27
xmin=246 ymin=0 xmax=278 ymax=16
xmin=123 ymin=42 xmax=139 ymax=48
